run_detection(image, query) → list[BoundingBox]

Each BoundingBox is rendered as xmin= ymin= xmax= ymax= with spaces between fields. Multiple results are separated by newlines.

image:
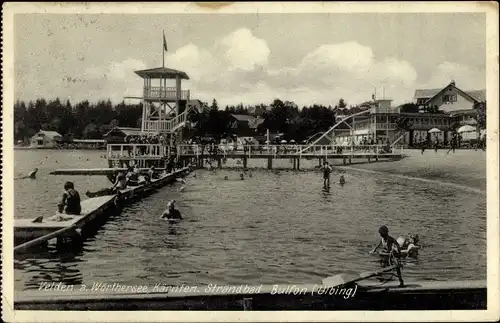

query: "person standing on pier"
xmin=58 ymin=181 xmax=81 ymax=215
xmin=322 ymin=161 xmax=332 ymax=188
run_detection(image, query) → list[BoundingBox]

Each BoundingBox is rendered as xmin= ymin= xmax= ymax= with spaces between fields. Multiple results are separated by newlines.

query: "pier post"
xmin=293 ymin=158 xmax=296 ymax=170
xmin=243 ymin=157 xmax=247 ymax=169
xmin=348 ymin=156 xmax=352 ymax=165
xmin=267 ymin=157 xmax=273 ymax=170
xmin=243 ymin=297 xmax=253 ymax=311
xmin=297 ymin=158 xmax=300 ymax=170
xmin=343 ymin=157 xmax=346 ymax=165
xmin=368 ymin=157 xmax=371 ymax=163
xmin=217 ymin=157 xmax=222 ymax=169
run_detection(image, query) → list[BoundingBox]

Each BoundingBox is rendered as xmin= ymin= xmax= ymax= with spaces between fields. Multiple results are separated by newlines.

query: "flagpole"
xmin=162 ymin=31 xmax=165 ymax=68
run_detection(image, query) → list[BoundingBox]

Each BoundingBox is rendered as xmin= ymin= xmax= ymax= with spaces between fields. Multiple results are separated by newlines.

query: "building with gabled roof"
xmin=29 ymin=130 xmax=62 ymax=148
xmin=413 ymin=80 xmax=485 ymax=113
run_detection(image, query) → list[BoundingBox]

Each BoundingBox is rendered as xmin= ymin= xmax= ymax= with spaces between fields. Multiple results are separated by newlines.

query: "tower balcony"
xmin=143 ymin=87 xmax=190 ymax=101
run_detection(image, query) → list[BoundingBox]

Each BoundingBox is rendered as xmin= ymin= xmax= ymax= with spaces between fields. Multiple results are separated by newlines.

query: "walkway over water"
xmin=107 ymin=144 xmax=405 ymax=169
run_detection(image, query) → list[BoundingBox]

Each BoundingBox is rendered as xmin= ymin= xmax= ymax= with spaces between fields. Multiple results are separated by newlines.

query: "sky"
xmin=14 ymin=12 xmax=486 ymax=108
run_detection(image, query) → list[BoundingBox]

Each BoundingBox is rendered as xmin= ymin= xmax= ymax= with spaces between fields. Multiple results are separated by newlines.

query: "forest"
xmin=13 ymin=97 xmax=486 ymax=143
xmin=13 ymin=98 xmax=352 ymax=143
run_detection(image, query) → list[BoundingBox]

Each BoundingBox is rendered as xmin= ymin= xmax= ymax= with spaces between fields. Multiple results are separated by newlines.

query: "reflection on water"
xmin=14 ymin=150 xmax=486 ymax=291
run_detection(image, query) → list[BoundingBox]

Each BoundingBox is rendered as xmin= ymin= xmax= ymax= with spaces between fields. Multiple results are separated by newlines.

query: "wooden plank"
xmin=50 ymin=168 xmax=167 ymax=176
xmin=14 ymin=280 xmax=486 ymax=303
xmin=14 ymin=196 xmax=116 ymax=243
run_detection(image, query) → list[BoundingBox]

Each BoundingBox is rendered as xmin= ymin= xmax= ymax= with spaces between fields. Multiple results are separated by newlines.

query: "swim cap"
xmin=378 ymin=226 xmax=389 ymax=234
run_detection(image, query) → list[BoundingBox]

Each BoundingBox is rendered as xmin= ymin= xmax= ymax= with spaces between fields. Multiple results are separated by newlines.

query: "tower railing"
xmin=142 ymin=111 xmax=188 ymax=133
xmin=143 ymin=87 xmax=190 ymax=100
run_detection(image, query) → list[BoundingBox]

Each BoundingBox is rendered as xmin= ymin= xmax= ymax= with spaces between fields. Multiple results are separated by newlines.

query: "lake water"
xmin=13 ymin=149 xmax=486 ymax=291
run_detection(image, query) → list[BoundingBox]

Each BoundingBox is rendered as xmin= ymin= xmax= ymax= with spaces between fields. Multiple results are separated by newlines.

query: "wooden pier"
xmin=106 ymin=144 xmax=405 ymax=170
xmin=14 ymin=279 xmax=486 ymax=310
xmin=14 ymin=167 xmax=190 ymax=252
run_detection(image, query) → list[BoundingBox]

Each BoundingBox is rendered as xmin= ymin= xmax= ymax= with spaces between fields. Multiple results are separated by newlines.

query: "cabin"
xmin=29 ymin=131 xmax=62 ymax=148
xmin=103 ymin=127 xmax=143 ymax=143
xmin=229 ymin=114 xmax=265 ymax=136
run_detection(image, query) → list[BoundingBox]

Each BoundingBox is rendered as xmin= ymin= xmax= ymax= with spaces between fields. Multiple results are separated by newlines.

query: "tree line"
xmin=13 ymin=97 xmax=486 ymax=143
xmin=13 ymin=97 xmax=352 ymax=143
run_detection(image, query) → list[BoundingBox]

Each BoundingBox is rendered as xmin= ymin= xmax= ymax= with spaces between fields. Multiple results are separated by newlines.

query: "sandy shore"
xmin=344 ymin=149 xmax=486 ymax=190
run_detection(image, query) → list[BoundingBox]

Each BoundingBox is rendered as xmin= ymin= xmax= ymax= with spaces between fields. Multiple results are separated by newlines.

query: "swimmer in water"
xmin=369 ymin=226 xmax=401 ymax=255
xmin=240 ymin=173 xmax=244 ymax=180
xmin=249 ymin=172 xmax=252 ymax=178
xmin=224 ymin=176 xmax=228 ymax=180
xmin=339 ymin=175 xmax=345 ymax=185
xmin=17 ymin=168 xmax=38 ymax=180
xmin=322 ymin=161 xmax=332 ymax=188
xmin=160 ymin=200 xmax=182 ymax=220
xmin=370 ymin=225 xmax=404 ymax=286
xmin=396 ymin=233 xmax=421 ymax=258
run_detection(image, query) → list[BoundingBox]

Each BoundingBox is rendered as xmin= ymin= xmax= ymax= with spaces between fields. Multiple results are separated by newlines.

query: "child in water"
xmin=396 ymin=234 xmax=421 ymax=258
xmin=370 ymin=226 xmax=401 ymax=255
xmin=339 ymin=175 xmax=345 ymax=185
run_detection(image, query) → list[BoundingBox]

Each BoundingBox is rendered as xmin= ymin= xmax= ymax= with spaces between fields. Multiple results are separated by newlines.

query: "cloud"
xmin=422 ymin=62 xmax=485 ymax=90
xmin=31 ymin=29 xmax=482 ymax=108
xmin=219 ymin=28 xmax=270 ymax=71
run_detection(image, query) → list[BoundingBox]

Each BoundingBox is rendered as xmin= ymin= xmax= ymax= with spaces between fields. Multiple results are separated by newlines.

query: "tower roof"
xmin=134 ymin=67 xmax=189 ymax=80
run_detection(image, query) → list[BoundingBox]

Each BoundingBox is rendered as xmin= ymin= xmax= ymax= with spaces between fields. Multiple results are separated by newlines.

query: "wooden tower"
xmin=127 ymin=67 xmax=191 ymax=143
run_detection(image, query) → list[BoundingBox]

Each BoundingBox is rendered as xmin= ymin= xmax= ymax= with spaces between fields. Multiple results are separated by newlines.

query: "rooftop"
xmin=414 ymin=87 xmax=485 ymax=102
xmin=134 ymin=67 xmax=190 ymax=80
xmin=33 ymin=130 xmax=62 ymax=138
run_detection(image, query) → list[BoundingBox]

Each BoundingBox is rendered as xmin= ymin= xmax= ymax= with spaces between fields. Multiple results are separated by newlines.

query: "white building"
xmin=29 ymin=130 xmax=62 ymax=148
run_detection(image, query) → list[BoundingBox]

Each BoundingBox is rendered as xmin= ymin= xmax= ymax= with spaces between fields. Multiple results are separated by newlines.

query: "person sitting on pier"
xmin=126 ymin=166 xmax=140 ymax=186
xmin=339 ymin=175 xmax=346 ymax=185
xmin=160 ymin=200 xmax=182 ymax=221
xmin=112 ymin=171 xmax=127 ymax=192
xmin=148 ymin=166 xmax=159 ymax=180
xmin=322 ymin=162 xmax=332 ymax=188
xmin=58 ymin=181 xmax=81 ymax=215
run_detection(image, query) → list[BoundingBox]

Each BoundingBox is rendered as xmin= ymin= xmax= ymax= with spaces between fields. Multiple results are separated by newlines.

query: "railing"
xmin=142 ymin=111 xmax=188 ymax=133
xmin=143 ymin=87 xmax=190 ymax=100
xmin=176 ymin=144 xmax=402 ymax=157
xmin=107 ymin=144 xmax=167 ymax=159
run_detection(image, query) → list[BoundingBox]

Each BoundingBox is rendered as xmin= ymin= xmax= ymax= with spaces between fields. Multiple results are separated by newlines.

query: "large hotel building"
xmin=331 ymin=81 xmax=486 ymax=146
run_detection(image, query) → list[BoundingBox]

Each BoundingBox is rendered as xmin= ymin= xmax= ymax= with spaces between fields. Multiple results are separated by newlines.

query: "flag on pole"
xmin=163 ymin=31 xmax=168 ymax=52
